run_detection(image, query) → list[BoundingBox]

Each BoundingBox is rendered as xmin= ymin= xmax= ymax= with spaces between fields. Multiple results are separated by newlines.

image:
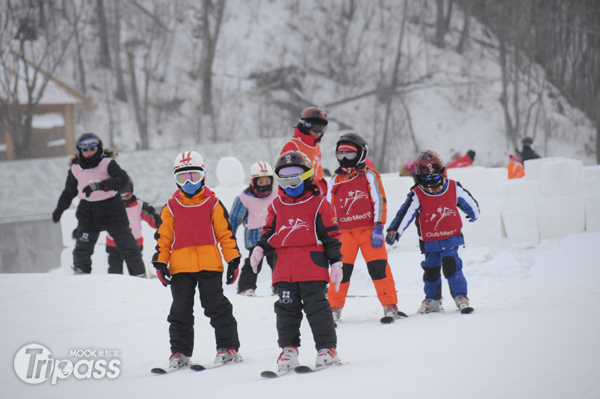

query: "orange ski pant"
xmin=327 ymin=226 xmax=397 ymax=308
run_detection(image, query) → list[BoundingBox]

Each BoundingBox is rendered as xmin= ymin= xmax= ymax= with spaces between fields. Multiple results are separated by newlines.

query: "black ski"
xmin=380 ymin=311 xmax=409 ymax=324
xmin=261 ymin=369 xmax=291 ymax=378
xmin=460 ymin=306 xmax=474 ymax=314
xmin=151 ymin=363 xmax=204 ymax=374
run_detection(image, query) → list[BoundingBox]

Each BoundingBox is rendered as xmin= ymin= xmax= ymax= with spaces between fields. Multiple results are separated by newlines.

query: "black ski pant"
xmin=274 ymin=281 xmax=337 ymax=350
xmin=237 ymin=249 xmax=274 ymax=293
xmin=73 ymin=196 xmax=145 ymax=275
xmin=168 ymin=271 xmax=240 ymax=357
xmin=106 ymin=245 xmax=144 ymax=275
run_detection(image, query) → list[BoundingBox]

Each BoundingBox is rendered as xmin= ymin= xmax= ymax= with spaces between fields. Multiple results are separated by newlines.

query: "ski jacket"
xmin=54 ymin=155 xmax=131 ymax=231
xmin=230 ymin=187 xmax=278 ymax=249
xmin=518 ymin=145 xmax=541 ymax=162
xmin=387 ymin=179 xmax=480 ymax=252
xmin=153 ymin=187 xmax=241 ymax=275
xmin=507 ymin=161 xmax=525 ymax=179
xmin=257 ymin=190 xmax=342 ymax=284
xmin=327 ymin=166 xmax=387 ymax=231
xmin=106 ymin=198 xmax=159 ymax=246
xmin=281 ymin=128 xmax=327 ymax=194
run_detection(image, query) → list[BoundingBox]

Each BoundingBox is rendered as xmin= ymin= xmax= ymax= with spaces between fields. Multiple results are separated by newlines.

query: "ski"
xmin=151 ymin=363 xmax=203 ymax=374
xmin=380 ymin=311 xmax=409 ymax=324
xmin=260 ymin=369 xmax=291 ymax=379
xmin=294 ymin=362 xmax=344 ymax=374
xmin=460 ymin=306 xmax=474 ymax=314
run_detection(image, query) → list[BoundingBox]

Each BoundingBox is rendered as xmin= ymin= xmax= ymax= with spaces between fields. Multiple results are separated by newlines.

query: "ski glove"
xmin=330 ymin=261 xmax=343 ymax=292
xmin=465 ymin=214 xmax=476 ymax=223
xmin=385 ymin=230 xmax=399 ymax=245
xmin=371 ymin=224 xmax=384 ymax=248
xmin=226 ymin=257 xmax=241 ymax=285
xmin=153 ymin=262 xmax=171 ymax=287
xmin=249 ymin=246 xmax=264 ymax=274
xmin=52 ymin=208 xmax=63 ymax=223
xmin=82 ymin=181 xmax=106 ymax=197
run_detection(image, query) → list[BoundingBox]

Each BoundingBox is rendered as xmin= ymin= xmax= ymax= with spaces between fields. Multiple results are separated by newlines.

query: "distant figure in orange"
xmin=507 ymin=154 xmax=525 ymax=179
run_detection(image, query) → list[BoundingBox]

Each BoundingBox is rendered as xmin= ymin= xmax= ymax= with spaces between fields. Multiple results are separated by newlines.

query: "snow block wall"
xmin=55 ymin=156 xmax=599 ymax=273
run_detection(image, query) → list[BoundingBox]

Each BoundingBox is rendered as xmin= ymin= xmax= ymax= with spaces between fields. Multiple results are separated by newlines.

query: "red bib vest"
xmin=330 ymin=174 xmax=374 ymax=230
xmin=289 ymin=137 xmax=324 ymax=185
xmin=167 ymin=196 xmax=219 ymax=250
xmin=268 ymin=195 xmax=324 ymax=248
xmin=71 ymin=158 xmax=116 ymax=201
xmin=239 ymin=190 xmax=278 ymax=230
xmin=414 ymin=180 xmax=462 ymax=242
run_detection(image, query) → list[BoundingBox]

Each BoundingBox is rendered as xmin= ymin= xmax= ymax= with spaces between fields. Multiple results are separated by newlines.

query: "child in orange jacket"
xmin=152 ymin=151 xmax=242 ymax=371
xmin=327 ymin=133 xmax=406 ymax=323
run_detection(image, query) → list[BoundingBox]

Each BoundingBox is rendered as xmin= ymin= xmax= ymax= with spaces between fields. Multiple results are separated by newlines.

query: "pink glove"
xmin=330 ymin=261 xmax=343 ymax=292
xmin=250 ymin=247 xmax=264 ymax=274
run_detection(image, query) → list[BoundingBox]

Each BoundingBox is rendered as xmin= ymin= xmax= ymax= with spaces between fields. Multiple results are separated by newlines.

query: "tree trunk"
xmin=435 ymin=0 xmax=446 ymax=48
xmin=112 ymin=0 xmax=127 ymax=101
xmin=126 ymin=49 xmax=149 ymax=149
xmin=499 ymin=37 xmax=516 ymax=150
xmin=457 ymin=0 xmax=471 ymax=54
xmin=97 ymin=0 xmax=112 ymax=68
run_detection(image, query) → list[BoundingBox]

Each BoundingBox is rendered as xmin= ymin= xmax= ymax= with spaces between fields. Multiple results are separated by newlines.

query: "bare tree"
xmin=0 ymin=1 xmax=89 ymax=159
xmin=96 ymin=0 xmax=111 ymax=68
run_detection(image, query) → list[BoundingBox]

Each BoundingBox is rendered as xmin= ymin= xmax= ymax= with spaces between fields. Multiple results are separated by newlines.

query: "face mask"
xmin=181 ymin=180 xmax=203 ymax=195
xmin=284 ymin=182 xmax=304 ymax=197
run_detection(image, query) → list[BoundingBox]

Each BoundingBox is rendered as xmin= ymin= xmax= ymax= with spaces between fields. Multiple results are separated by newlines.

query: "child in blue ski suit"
xmin=386 ymin=150 xmax=480 ymax=313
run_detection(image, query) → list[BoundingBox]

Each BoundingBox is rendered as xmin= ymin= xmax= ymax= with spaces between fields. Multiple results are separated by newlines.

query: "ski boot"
xmin=169 ymin=353 xmax=191 ymax=368
xmin=277 ymin=346 xmax=299 ymax=372
xmin=238 ymin=289 xmax=257 ymax=297
xmin=315 ymin=348 xmax=340 ymax=369
xmin=214 ymin=348 xmax=242 ymax=365
xmin=331 ymin=307 xmax=342 ymax=323
xmin=454 ymin=295 xmax=472 ymax=312
xmin=417 ymin=298 xmax=443 ymax=314
xmin=383 ymin=304 xmax=408 ymax=319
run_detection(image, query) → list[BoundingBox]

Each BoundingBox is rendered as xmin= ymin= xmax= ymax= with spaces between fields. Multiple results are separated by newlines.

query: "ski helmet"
xmin=414 ymin=150 xmax=446 ymax=194
xmin=335 ymin=132 xmax=369 ymax=168
xmin=249 ymin=161 xmax=275 ymax=195
xmin=173 ymin=151 xmax=206 ymax=196
xmin=298 ymin=106 xmax=328 ymax=136
xmin=521 ymin=137 xmax=534 ymax=147
xmin=275 ymin=151 xmax=314 ymax=192
xmin=76 ymin=132 xmax=102 ymax=151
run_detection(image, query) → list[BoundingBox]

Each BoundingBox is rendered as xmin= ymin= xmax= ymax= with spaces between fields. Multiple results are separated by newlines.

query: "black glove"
xmin=385 ymin=230 xmax=399 ymax=245
xmin=82 ymin=182 xmax=105 ymax=198
xmin=153 ymin=262 xmax=171 ymax=287
xmin=52 ymin=208 xmax=63 ymax=223
xmin=226 ymin=257 xmax=241 ymax=285
xmin=465 ymin=214 xmax=475 ymax=222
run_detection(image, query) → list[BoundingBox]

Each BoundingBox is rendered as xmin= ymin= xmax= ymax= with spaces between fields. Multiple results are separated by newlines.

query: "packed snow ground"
xmin=1 ymin=227 xmax=599 ymax=398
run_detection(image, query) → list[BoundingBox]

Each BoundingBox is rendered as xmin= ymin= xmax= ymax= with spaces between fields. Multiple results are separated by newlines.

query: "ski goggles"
xmin=336 ymin=151 xmax=358 ymax=161
xmin=420 ymin=173 xmax=443 ymax=182
xmin=77 ymin=138 xmax=100 ymax=151
xmin=300 ymin=119 xmax=328 ymax=134
xmin=174 ymin=169 xmax=205 ymax=185
xmin=277 ymin=169 xmax=313 ymax=189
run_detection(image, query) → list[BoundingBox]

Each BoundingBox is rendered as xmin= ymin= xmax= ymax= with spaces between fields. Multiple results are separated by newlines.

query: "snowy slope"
xmin=1 ymin=232 xmax=598 ymax=399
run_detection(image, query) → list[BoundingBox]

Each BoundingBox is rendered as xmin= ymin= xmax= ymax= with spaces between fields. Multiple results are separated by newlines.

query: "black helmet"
xmin=336 ymin=132 xmax=369 ymax=168
xmin=298 ymin=106 xmax=328 ymax=137
xmin=275 ymin=150 xmax=314 ymax=191
xmin=414 ymin=150 xmax=446 ymax=194
xmin=521 ymin=137 xmax=534 ymax=147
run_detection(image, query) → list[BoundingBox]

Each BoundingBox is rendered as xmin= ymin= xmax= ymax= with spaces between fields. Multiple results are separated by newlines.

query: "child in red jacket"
xmin=249 ymin=151 xmax=343 ymax=373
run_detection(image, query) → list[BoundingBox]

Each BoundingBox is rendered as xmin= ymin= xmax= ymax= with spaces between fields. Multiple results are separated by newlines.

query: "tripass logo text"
xmin=14 ymin=343 xmax=121 ymax=384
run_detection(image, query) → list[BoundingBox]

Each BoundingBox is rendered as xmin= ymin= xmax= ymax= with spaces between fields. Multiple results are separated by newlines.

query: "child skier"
xmin=230 ymin=162 xmax=278 ymax=296
xmin=52 ymin=133 xmax=147 ymax=277
xmin=386 ymin=150 xmax=480 ymax=314
xmin=152 ymin=151 xmax=243 ymax=369
xmin=327 ymin=133 xmax=406 ymax=322
xmin=249 ymin=150 xmax=343 ymax=372
xmin=105 ymin=178 xmax=160 ymax=274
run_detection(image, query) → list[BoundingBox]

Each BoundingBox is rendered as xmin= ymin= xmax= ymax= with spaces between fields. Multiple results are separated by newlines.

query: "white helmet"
xmin=250 ymin=162 xmax=274 ymax=179
xmin=173 ymin=151 xmax=205 ymax=173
